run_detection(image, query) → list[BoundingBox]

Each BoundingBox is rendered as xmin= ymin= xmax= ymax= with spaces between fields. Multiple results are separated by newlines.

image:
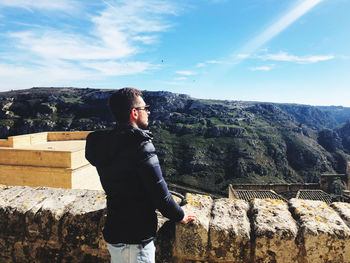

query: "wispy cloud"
xmin=176 ymin=70 xmax=196 ymax=76
xmin=239 ymin=0 xmax=324 ymax=56
xmin=0 ymin=0 xmax=77 ymax=11
xmin=236 ymin=54 xmax=250 ymax=59
xmin=2 ymin=0 xmax=179 ymax=79
xmin=174 ymin=76 xmax=187 ymax=80
xmin=0 ymin=61 xmax=95 ymax=92
xmin=234 ymin=51 xmax=335 ymax=64
xmin=196 ymin=63 xmax=206 ymax=68
xmin=206 ymin=60 xmax=221 ymax=64
xmin=9 ymin=0 xmax=178 ymax=60
xmin=259 ymin=52 xmax=334 ymax=64
xmin=196 ymin=60 xmax=234 ymax=67
xmin=82 ymin=61 xmax=158 ymax=76
xmin=250 ymin=66 xmax=273 ymax=71
xmin=10 ymin=30 xmax=134 ymax=60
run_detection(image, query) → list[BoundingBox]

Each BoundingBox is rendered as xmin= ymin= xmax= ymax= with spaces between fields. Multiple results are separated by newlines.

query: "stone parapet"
xmin=1 ymin=186 xmax=350 ymax=262
xmin=252 ymin=199 xmax=298 ymax=263
xmin=289 ymin=198 xmax=350 ymax=263
xmin=174 ymin=193 xmax=213 ymax=261
xmin=0 ymin=185 xmax=107 ymax=263
xmin=209 ymin=198 xmax=250 ymax=263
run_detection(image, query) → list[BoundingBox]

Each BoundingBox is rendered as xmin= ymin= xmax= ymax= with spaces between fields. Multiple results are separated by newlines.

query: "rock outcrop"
xmin=1 ymin=87 xmax=350 ymax=196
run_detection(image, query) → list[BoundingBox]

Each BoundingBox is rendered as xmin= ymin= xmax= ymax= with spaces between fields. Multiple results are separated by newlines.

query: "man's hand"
xmin=180 ymin=211 xmax=196 ymax=223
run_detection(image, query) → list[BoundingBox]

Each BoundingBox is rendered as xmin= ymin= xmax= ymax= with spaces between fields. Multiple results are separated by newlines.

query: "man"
xmin=85 ymin=88 xmax=193 ymax=263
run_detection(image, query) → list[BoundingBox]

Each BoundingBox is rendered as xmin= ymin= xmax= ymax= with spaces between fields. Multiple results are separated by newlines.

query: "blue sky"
xmin=0 ymin=0 xmax=349 ymax=106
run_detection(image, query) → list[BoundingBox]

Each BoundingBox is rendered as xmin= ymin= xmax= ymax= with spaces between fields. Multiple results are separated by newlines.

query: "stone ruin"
xmin=1 ymin=185 xmax=350 ymax=263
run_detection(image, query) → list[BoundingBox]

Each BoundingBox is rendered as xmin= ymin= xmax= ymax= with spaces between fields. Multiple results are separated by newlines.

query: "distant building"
xmin=229 ymin=163 xmax=350 ymax=203
xmin=229 ymin=188 xmax=287 ymax=201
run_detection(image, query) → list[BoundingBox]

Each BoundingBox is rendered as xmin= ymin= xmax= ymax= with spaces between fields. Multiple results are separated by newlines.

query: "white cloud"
xmin=195 ymin=60 xmax=235 ymax=67
xmin=236 ymin=54 xmax=250 ymax=59
xmin=206 ymin=60 xmax=220 ymax=64
xmin=176 ymin=70 xmax=196 ymax=76
xmin=132 ymin=35 xmax=157 ymax=44
xmin=4 ymin=0 xmax=178 ymax=80
xmin=259 ymin=52 xmax=334 ymax=64
xmin=0 ymin=63 xmax=35 ymax=77
xmin=97 ymin=0 xmax=177 ymax=34
xmin=10 ymin=31 xmax=134 ymax=60
xmin=174 ymin=77 xmax=187 ymax=80
xmin=0 ymin=0 xmax=76 ymax=11
xmin=250 ymin=66 xmax=273 ymax=71
xmin=0 ymin=61 xmax=95 ymax=92
xmin=10 ymin=0 xmax=178 ymax=61
xmin=196 ymin=62 xmax=206 ymax=68
xmin=82 ymin=61 xmax=157 ymax=76
xmin=234 ymin=0 xmax=324 ymax=60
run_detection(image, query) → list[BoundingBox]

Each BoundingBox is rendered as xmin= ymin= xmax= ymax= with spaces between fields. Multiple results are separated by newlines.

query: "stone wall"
xmin=1 ymin=185 xmax=350 ymax=263
xmin=0 ymin=185 xmax=108 ymax=263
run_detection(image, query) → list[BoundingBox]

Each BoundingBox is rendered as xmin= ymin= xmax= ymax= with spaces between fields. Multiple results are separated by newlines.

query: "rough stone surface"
xmin=331 ymin=202 xmax=350 ymax=262
xmin=209 ymin=198 xmax=250 ymax=263
xmin=331 ymin=202 xmax=350 ymax=228
xmin=2 ymin=185 xmax=350 ymax=262
xmin=252 ymin=198 xmax=298 ymax=263
xmin=0 ymin=185 xmax=108 ymax=263
xmin=174 ymin=193 xmax=213 ymax=261
xmin=289 ymin=198 xmax=350 ymax=263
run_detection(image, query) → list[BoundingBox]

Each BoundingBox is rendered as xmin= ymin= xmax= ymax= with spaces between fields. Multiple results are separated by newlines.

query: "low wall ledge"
xmin=1 ymin=185 xmax=350 ymax=263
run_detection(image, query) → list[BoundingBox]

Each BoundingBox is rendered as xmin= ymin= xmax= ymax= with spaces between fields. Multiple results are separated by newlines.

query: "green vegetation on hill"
xmin=1 ymin=87 xmax=350 ymax=195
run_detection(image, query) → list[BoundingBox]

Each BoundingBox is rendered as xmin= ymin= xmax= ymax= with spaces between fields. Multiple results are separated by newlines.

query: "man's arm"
xmin=137 ymin=141 xmax=184 ymax=221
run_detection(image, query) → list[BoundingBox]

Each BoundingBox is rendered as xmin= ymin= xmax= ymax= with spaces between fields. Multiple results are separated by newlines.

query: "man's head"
xmin=109 ymin=87 xmax=150 ymax=129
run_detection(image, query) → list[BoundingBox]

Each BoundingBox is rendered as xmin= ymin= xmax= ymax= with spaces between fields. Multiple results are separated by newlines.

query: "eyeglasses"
xmin=134 ymin=105 xmax=150 ymax=112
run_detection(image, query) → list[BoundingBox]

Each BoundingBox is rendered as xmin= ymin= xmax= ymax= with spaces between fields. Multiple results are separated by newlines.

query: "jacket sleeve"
xmin=136 ymin=140 xmax=184 ymax=222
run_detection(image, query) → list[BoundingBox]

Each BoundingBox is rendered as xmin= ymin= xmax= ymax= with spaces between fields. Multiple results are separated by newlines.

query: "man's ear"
xmin=130 ymin=108 xmax=139 ymax=121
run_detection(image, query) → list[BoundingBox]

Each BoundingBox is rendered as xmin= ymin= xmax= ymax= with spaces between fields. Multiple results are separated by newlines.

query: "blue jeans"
xmin=107 ymin=241 xmax=155 ymax=263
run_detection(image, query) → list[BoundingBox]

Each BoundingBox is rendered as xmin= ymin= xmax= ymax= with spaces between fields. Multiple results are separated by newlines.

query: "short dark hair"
xmin=109 ymin=87 xmax=142 ymax=124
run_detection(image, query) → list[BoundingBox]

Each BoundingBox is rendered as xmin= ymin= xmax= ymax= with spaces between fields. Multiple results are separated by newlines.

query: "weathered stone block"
xmin=58 ymin=189 xmax=108 ymax=262
xmin=290 ymin=198 xmax=350 ymax=263
xmin=252 ymin=198 xmax=298 ymax=263
xmin=332 ymin=202 xmax=350 ymax=227
xmin=175 ymin=193 xmax=213 ymax=261
xmin=4 ymin=184 xmax=350 ymax=263
xmin=331 ymin=202 xmax=350 ymax=261
xmin=209 ymin=198 xmax=250 ymax=263
xmin=0 ymin=186 xmax=38 ymax=240
xmin=24 ymin=187 xmax=78 ymax=246
xmin=156 ymin=193 xmax=195 ymax=263
xmin=0 ymin=186 xmax=109 ymax=263
xmin=156 ymin=219 xmax=176 ymax=263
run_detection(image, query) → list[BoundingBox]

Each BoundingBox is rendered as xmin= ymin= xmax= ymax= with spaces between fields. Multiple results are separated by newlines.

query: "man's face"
xmin=133 ymin=96 xmax=150 ymax=129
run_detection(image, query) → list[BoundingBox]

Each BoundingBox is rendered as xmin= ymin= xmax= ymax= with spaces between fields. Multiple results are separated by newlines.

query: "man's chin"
xmin=139 ymin=123 xmax=148 ymax=130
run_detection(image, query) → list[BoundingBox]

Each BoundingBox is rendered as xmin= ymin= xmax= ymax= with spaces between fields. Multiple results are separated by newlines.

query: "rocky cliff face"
xmin=1 ymin=87 xmax=350 ymax=196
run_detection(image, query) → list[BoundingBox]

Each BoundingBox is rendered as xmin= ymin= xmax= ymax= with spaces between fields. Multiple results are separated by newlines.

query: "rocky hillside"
xmin=1 ymin=87 xmax=350 ymax=196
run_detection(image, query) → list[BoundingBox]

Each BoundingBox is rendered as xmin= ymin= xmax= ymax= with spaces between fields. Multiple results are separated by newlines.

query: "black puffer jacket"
xmin=85 ymin=125 xmax=184 ymax=244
